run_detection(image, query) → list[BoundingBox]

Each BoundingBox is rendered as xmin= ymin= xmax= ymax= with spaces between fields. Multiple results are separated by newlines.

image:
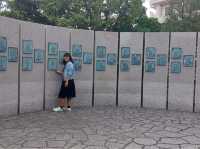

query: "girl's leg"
xmin=53 ymin=98 xmax=65 ymax=112
xmin=67 ymin=98 xmax=72 ymax=109
xmin=58 ymin=98 xmax=65 ymax=108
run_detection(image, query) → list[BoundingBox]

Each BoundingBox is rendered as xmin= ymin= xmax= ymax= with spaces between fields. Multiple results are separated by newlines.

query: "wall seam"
xmin=193 ymin=32 xmax=198 ymax=112
xmin=166 ymin=32 xmax=171 ymax=110
xmin=17 ymin=24 xmax=21 ymax=115
xmin=116 ymin=32 xmax=120 ymax=107
xmin=92 ymin=30 xmax=96 ymax=107
xmin=43 ymin=27 xmax=47 ymax=111
xmin=141 ymin=32 xmax=145 ymax=108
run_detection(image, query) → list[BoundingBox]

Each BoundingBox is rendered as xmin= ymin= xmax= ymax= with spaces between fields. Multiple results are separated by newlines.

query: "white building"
xmin=149 ymin=0 xmax=169 ymax=23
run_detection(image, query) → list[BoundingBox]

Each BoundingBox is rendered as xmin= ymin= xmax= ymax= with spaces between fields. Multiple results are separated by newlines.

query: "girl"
xmin=53 ymin=53 xmax=76 ymax=112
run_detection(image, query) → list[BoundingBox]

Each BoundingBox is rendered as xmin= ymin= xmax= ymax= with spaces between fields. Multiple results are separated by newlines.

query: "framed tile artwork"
xmin=34 ymin=49 xmax=44 ymax=63
xmin=96 ymin=59 xmax=106 ymax=71
xmin=22 ymin=57 xmax=33 ymax=71
xmin=8 ymin=47 xmax=18 ymax=62
xmin=121 ymin=47 xmax=130 ymax=58
xmin=107 ymin=53 xmax=117 ymax=65
xmin=22 ymin=40 xmax=33 ymax=54
xmin=96 ymin=46 xmax=106 ymax=58
xmin=0 ymin=36 xmax=7 ymax=52
xmin=48 ymin=42 xmax=58 ymax=56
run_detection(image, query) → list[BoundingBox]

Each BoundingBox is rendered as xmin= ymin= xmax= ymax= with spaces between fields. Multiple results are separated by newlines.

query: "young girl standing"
xmin=53 ymin=53 xmax=76 ymax=112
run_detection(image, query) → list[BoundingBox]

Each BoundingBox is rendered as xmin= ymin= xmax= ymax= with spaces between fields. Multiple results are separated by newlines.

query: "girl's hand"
xmin=56 ymin=70 xmax=63 ymax=75
xmin=64 ymin=81 xmax=68 ymax=87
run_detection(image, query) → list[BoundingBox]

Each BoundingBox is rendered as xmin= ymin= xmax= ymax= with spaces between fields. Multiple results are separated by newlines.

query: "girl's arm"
xmin=56 ymin=70 xmax=63 ymax=75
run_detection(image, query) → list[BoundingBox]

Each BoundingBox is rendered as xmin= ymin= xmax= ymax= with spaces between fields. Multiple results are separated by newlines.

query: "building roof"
xmin=150 ymin=0 xmax=169 ymax=6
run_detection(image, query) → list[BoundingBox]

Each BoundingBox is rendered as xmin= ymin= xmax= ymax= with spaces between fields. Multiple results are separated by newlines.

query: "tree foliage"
xmin=0 ymin=0 xmax=162 ymax=32
xmin=162 ymin=0 xmax=200 ymax=31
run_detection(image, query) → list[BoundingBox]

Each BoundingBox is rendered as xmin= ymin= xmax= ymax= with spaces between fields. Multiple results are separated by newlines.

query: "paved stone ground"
xmin=1 ymin=106 xmax=200 ymax=149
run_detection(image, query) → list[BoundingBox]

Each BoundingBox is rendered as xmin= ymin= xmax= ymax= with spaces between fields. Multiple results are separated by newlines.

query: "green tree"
xmin=134 ymin=16 xmax=161 ymax=32
xmin=0 ymin=0 xmax=162 ymax=32
xmin=162 ymin=0 xmax=200 ymax=31
xmin=0 ymin=0 xmax=52 ymax=24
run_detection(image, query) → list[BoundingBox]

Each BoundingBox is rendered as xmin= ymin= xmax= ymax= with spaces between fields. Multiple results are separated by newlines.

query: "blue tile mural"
xmin=96 ymin=59 xmax=106 ymax=71
xmin=171 ymin=61 xmax=181 ymax=74
xmin=22 ymin=57 xmax=33 ymax=71
xmin=183 ymin=55 xmax=194 ymax=67
xmin=0 ymin=56 xmax=7 ymax=71
xmin=48 ymin=58 xmax=57 ymax=71
xmin=23 ymin=40 xmax=33 ymax=54
xmin=121 ymin=47 xmax=130 ymax=58
xmin=96 ymin=46 xmax=106 ymax=58
xmin=83 ymin=52 xmax=93 ymax=64
xmin=146 ymin=47 xmax=156 ymax=59
xmin=48 ymin=42 xmax=58 ymax=56
xmin=8 ymin=47 xmax=18 ymax=62
xmin=72 ymin=44 xmax=82 ymax=57
xmin=34 ymin=49 xmax=44 ymax=63
xmin=0 ymin=36 xmax=7 ymax=52
xmin=107 ymin=53 xmax=117 ymax=65
xmin=131 ymin=54 xmax=141 ymax=65
xmin=120 ymin=60 xmax=130 ymax=72
xmin=145 ymin=61 xmax=156 ymax=72
xmin=171 ymin=48 xmax=182 ymax=60
xmin=74 ymin=58 xmax=82 ymax=71
xmin=157 ymin=54 xmax=167 ymax=66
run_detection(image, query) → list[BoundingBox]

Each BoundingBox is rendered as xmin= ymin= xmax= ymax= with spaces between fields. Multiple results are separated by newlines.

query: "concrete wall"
xmin=0 ymin=16 xmax=19 ymax=116
xmin=168 ymin=32 xmax=196 ymax=112
xmin=143 ymin=32 xmax=169 ymax=109
xmin=1 ymin=16 xmax=200 ymax=116
xmin=20 ymin=21 xmax=45 ymax=113
xmin=119 ymin=32 xmax=143 ymax=107
xmin=94 ymin=31 xmax=118 ymax=106
xmin=45 ymin=25 xmax=70 ymax=109
xmin=71 ymin=29 xmax=94 ymax=106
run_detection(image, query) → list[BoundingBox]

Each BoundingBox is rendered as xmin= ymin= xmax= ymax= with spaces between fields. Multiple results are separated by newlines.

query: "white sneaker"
xmin=53 ymin=107 xmax=64 ymax=112
xmin=67 ymin=108 xmax=71 ymax=111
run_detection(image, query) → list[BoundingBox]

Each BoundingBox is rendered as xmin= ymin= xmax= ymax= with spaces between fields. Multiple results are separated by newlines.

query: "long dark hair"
xmin=63 ymin=52 xmax=73 ymax=65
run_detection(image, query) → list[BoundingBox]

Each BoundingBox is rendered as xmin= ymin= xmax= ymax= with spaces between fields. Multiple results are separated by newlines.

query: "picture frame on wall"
xmin=83 ymin=52 xmax=93 ymax=64
xmin=146 ymin=47 xmax=156 ymax=59
xmin=22 ymin=57 xmax=33 ymax=71
xmin=22 ymin=40 xmax=33 ymax=54
xmin=157 ymin=54 xmax=167 ymax=66
xmin=121 ymin=47 xmax=130 ymax=58
xmin=0 ymin=56 xmax=7 ymax=71
xmin=48 ymin=42 xmax=58 ymax=56
xmin=8 ymin=47 xmax=18 ymax=62
xmin=120 ymin=60 xmax=130 ymax=72
xmin=96 ymin=59 xmax=106 ymax=71
xmin=48 ymin=58 xmax=57 ymax=71
xmin=107 ymin=53 xmax=117 ymax=65
xmin=74 ymin=58 xmax=82 ymax=71
xmin=145 ymin=61 xmax=156 ymax=72
xmin=0 ymin=36 xmax=7 ymax=52
xmin=131 ymin=54 xmax=141 ymax=65
xmin=171 ymin=47 xmax=182 ymax=60
xmin=96 ymin=46 xmax=106 ymax=58
xmin=183 ymin=55 xmax=194 ymax=67
xmin=72 ymin=44 xmax=82 ymax=57
xmin=171 ymin=61 xmax=181 ymax=74
xmin=34 ymin=49 xmax=44 ymax=63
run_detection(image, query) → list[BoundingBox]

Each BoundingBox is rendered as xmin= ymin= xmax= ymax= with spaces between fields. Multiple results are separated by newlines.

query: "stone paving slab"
xmin=0 ymin=106 xmax=200 ymax=149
